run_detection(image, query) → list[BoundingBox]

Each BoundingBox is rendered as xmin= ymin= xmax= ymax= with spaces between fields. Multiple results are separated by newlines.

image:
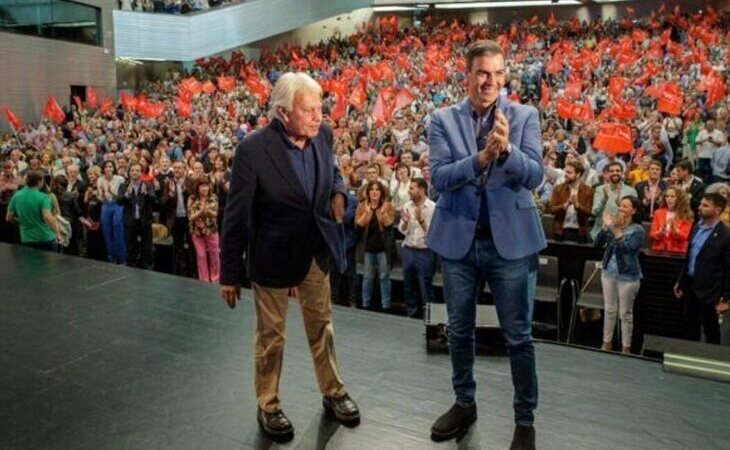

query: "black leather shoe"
xmin=510 ymin=425 xmax=536 ymax=450
xmin=430 ymin=403 xmax=477 ymax=442
xmin=257 ymin=408 xmax=294 ymax=442
xmin=323 ymin=393 xmax=361 ymax=427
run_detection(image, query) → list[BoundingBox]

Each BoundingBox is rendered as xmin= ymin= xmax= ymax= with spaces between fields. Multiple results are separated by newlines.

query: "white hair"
xmin=268 ymin=72 xmax=322 ymax=122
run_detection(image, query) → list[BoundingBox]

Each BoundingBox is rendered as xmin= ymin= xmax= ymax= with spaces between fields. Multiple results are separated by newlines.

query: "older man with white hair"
xmin=219 ymin=72 xmax=359 ymax=442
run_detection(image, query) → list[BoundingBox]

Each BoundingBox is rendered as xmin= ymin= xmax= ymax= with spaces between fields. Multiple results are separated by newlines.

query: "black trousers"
xmin=330 ymin=247 xmax=358 ymax=306
xmin=126 ymin=219 xmax=154 ymax=270
xmin=172 ymin=217 xmax=193 ymax=276
xmin=683 ymin=289 xmax=721 ymax=345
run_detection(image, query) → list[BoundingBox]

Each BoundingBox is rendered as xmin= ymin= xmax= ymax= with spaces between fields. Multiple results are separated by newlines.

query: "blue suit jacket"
xmin=426 ymin=97 xmax=547 ymax=261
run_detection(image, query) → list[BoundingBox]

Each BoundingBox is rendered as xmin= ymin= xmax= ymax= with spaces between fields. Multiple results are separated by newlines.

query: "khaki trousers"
xmin=253 ymin=257 xmax=346 ymax=413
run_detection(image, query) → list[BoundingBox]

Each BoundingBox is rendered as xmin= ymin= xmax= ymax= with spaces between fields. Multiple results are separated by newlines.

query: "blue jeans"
xmin=101 ymin=202 xmax=126 ymax=264
xmin=401 ymin=246 xmax=436 ymax=317
xmin=441 ymin=239 xmax=537 ymax=426
xmin=362 ymin=251 xmax=391 ymax=309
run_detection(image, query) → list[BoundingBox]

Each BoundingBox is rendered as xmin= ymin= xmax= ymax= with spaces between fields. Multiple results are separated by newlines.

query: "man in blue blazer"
xmin=427 ymin=40 xmax=546 ymax=450
xmin=219 ymin=73 xmax=360 ymax=442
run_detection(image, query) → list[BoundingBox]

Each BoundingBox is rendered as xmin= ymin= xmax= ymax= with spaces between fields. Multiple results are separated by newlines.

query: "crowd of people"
xmin=2 ymin=6 xmax=729 ymax=349
xmin=118 ymin=0 xmax=240 ymax=14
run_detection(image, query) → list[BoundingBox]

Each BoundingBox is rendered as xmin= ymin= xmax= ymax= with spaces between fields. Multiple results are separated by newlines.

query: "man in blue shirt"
xmin=674 ymin=193 xmax=730 ymax=344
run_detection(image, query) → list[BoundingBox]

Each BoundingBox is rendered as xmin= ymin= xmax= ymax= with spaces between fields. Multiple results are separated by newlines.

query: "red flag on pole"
xmin=608 ymin=77 xmax=626 ymax=99
xmin=99 ymin=98 xmax=114 ymax=115
xmin=540 ymin=80 xmax=550 ymax=108
xmin=547 ymin=12 xmax=557 ymax=28
xmin=564 ymin=80 xmax=582 ymax=100
xmin=593 ymin=123 xmax=633 ymax=153
xmin=393 ymin=89 xmax=415 ymax=112
xmin=86 ymin=87 xmax=98 ymax=109
xmin=330 ymin=93 xmax=347 ymax=122
xmin=73 ymin=96 xmax=84 ymax=112
xmin=348 ymin=83 xmax=366 ymax=111
xmin=42 ymin=97 xmax=66 ymax=124
xmin=179 ymin=77 xmax=203 ymax=95
xmin=120 ymin=92 xmax=137 ymax=110
xmin=2 ymin=107 xmax=22 ymax=131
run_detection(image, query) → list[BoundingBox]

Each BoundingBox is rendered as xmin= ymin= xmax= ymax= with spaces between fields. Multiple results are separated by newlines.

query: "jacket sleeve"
xmin=489 ymin=107 xmax=544 ymax=190
xmin=219 ymin=143 xmax=256 ymax=286
xmin=612 ymin=226 xmax=645 ymax=254
xmin=576 ymin=186 xmax=594 ymax=216
xmin=549 ymin=185 xmax=565 ymax=214
xmin=723 ymin=233 xmax=730 ymax=301
xmin=428 ymin=110 xmax=480 ymax=194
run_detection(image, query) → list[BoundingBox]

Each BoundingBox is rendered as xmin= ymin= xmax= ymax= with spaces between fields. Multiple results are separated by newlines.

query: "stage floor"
xmin=1 ymin=243 xmax=729 ymax=450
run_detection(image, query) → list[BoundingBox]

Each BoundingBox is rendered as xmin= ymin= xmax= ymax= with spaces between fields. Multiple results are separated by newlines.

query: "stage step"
xmin=664 ymin=354 xmax=730 ymax=383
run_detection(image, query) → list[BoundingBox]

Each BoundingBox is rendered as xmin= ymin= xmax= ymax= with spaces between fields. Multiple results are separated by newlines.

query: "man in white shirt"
xmin=397 ymin=178 xmax=436 ymax=318
xmin=695 ymin=120 xmax=727 ymax=183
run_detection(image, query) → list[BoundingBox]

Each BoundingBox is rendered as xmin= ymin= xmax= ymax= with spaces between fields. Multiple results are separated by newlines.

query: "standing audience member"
xmin=649 ymin=187 xmax=693 ymax=253
xmin=355 ymin=180 xmax=394 ymax=311
xmin=97 ymin=161 xmax=126 ymax=264
xmin=674 ymin=159 xmax=705 ymax=214
xmin=694 ymin=120 xmax=726 ymax=183
xmin=120 ymin=163 xmax=157 ymax=269
xmin=590 ymin=162 xmax=638 ymax=241
xmin=635 ymin=160 xmax=668 ymax=221
xmin=397 ymin=178 xmax=436 ymax=318
xmin=595 ymin=196 xmax=645 ymax=354
xmin=187 ymin=178 xmax=220 ymax=283
xmin=165 ymin=161 xmax=194 ymax=275
xmin=6 ymin=170 xmax=61 ymax=252
xmin=550 ymin=161 xmax=593 ymax=243
xmin=674 ymin=193 xmax=730 ymax=345
xmin=0 ymin=160 xmax=21 ymax=244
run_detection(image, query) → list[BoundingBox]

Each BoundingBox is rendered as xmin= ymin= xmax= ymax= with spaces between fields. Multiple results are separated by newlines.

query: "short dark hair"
xmin=674 ymin=159 xmax=694 ymax=174
xmin=411 ymin=177 xmax=429 ymax=193
xmin=648 ymin=159 xmax=664 ymax=170
xmin=604 ymin=161 xmax=623 ymax=173
xmin=621 ymin=195 xmax=643 ymax=224
xmin=703 ymin=192 xmax=727 ymax=210
xmin=565 ymin=160 xmax=585 ymax=175
xmin=25 ymin=170 xmax=44 ymax=188
xmin=467 ymin=40 xmax=505 ymax=71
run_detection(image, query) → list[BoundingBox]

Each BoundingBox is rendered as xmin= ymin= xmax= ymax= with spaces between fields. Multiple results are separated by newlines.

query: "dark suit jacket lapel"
xmin=697 ymin=222 xmax=722 ymax=258
xmin=311 ymin=136 xmax=326 ymax=205
xmin=263 ymin=122 xmax=309 ymax=204
xmin=455 ymin=99 xmax=477 ymax=156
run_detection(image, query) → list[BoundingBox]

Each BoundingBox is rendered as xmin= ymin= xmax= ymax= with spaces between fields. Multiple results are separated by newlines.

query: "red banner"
xmin=73 ymin=96 xmax=84 ymax=112
xmin=202 ymin=80 xmax=216 ymax=95
xmin=593 ymin=123 xmax=633 ymax=153
xmin=99 ymin=98 xmax=114 ymax=115
xmin=176 ymin=97 xmax=191 ymax=118
xmin=217 ymin=76 xmax=236 ymax=93
xmin=540 ymin=80 xmax=550 ymax=108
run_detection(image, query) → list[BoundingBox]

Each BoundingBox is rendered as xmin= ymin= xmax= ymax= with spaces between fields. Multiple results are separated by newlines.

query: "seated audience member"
xmin=550 ymin=161 xmax=593 ymax=243
xmin=595 ymin=196 xmax=645 ymax=354
xmin=674 ymin=193 xmax=730 ymax=345
xmin=635 ymin=159 xmax=668 ymax=221
xmin=355 ymin=181 xmax=395 ymax=311
xmin=649 ymin=186 xmax=693 ymax=253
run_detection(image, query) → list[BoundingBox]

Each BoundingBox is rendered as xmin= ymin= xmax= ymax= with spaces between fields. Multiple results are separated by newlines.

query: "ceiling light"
xmin=435 ymin=1 xmax=581 ymax=9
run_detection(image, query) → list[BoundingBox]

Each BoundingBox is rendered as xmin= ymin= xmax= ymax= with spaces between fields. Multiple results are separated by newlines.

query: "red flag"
xmin=99 ymin=98 xmax=114 ymax=115
xmin=540 ymin=80 xmax=550 ymax=108
xmin=120 ymin=92 xmax=137 ymax=110
xmin=564 ymin=80 xmax=582 ymax=100
xmin=698 ymin=73 xmax=726 ymax=108
xmin=372 ymin=87 xmax=397 ymax=126
xmin=608 ymin=77 xmax=626 ymax=99
xmin=547 ymin=12 xmax=557 ymax=28
xmin=356 ymin=42 xmax=370 ymax=57
xmin=330 ymin=93 xmax=347 ymax=122
xmin=2 ymin=107 xmax=22 ymax=131
xmin=545 ymin=56 xmax=563 ymax=75
xmin=581 ymin=98 xmax=594 ymax=122
xmin=657 ymin=90 xmax=683 ymax=116
xmin=176 ymin=97 xmax=191 ymax=118
xmin=42 ymin=97 xmax=66 ymax=124
xmin=606 ymin=98 xmax=637 ymax=120
xmin=73 ymin=96 xmax=84 ymax=112
xmin=393 ymin=89 xmax=415 ymax=112
xmin=395 ymin=53 xmax=410 ymax=71
xmin=593 ymin=123 xmax=633 ymax=153
xmin=217 ymin=76 xmax=236 ymax=93
xmin=529 ymin=15 xmax=539 ymax=26
xmin=86 ymin=86 xmax=98 ymax=109
xmin=227 ymin=101 xmax=236 ymax=118
xmin=202 ymin=80 xmax=216 ymax=95
xmin=348 ymin=83 xmax=366 ymax=111
xmin=179 ymin=77 xmax=203 ymax=95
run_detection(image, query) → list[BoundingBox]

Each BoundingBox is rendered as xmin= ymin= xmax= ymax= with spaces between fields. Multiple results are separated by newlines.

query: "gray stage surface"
xmin=1 ymin=243 xmax=728 ymax=449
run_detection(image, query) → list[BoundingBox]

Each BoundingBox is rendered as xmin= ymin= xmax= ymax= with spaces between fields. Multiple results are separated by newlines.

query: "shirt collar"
xmin=467 ymin=97 xmax=499 ymax=121
xmin=698 ymin=220 xmax=720 ymax=231
xmin=272 ymin=118 xmax=311 ymax=150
